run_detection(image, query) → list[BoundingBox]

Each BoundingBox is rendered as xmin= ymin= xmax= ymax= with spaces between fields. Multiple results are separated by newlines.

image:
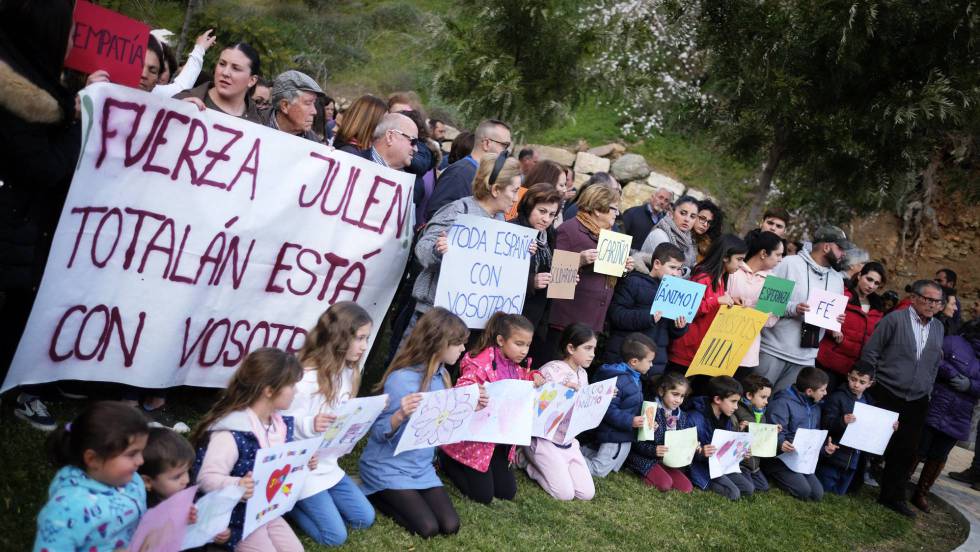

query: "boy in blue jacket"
xmin=582 ymin=333 xmax=656 ymax=477
xmin=815 ymin=363 xmax=888 ymax=495
xmin=687 ymin=376 xmax=756 ymax=500
xmin=763 ymin=367 xmax=838 ymax=501
xmin=606 ymin=243 xmax=689 ymax=397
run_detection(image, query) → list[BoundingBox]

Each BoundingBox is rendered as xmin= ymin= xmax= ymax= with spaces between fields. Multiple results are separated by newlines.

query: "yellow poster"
xmin=593 ymin=229 xmax=632 ymax=276
xmin=686 ymin=306 xmax=769 ymax=378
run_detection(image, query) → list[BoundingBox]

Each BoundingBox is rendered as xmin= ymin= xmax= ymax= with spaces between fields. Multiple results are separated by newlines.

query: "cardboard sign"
xmin=181 ymin=485 xmax=244 ymax=550
xmin=637 ymin=401 xmax=658 ymax=441
xmin=840 ymin=402 xmax=899 ymax=455
xmin=708 ymin=430 xmax=751 ymax=479
xmin=778 ymin=428 xmax=827 ymax=474
xmin=317 ymin=395 xmax=388 ymax=459
xmin=547 ymin=249 xmax=580 ymax=300
xmin=650 ymin=275 xmax=706 ymax=321
xmin=1 ymin=84 xmax=413 ymax=393
xmin=65 ymin=1 xmax=149 ymax=87
xmin=130 ymin=485 xmax=197 ymax=552
xmin=804 ymin=289 xmax=847 ymax=332
xmin=662 ymin=427 xmax=699 ymax=468
xmin=686 ymin=307 xmax=769 ymax=378
xmin=243 ymin=438 xmax=320 ymax=539
xmin=433 ymin=215 xmax=538 ymax=329
xmin=394 ymin=384 xmax=480 ymax=455
xmin=755 ymin=275 xmax=795 ymax=316
xmin=594 ymin=229 xmax=632 ymax=276
xmin=466 ymin=379 xmax=535 ymax=446
xmin=748 ymin=422 xmax=778 ymax=458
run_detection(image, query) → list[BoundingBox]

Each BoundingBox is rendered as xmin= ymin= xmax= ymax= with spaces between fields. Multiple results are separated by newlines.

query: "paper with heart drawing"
xmin=131 ymin=484 xmax=197 ymax=552
xmin=243 ymin=437 xmax=320 ymax=540
xmin=531 ymin=382 xmax=578 ymax=440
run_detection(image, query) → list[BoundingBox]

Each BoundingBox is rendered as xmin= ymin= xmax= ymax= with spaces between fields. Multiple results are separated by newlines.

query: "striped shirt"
xmin=908 ymin=307 xmax=931 ymax=360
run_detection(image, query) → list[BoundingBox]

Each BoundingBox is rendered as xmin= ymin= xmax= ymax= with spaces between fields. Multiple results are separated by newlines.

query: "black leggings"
xmin=368 ymin=487 xmax=460 ymax=538
xmin=440 ymin=444 xmax=517 ymax=504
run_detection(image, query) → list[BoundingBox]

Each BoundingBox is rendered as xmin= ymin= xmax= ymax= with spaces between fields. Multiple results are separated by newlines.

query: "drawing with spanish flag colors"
xmin=243 ymin=437 xmax=320 ymax=539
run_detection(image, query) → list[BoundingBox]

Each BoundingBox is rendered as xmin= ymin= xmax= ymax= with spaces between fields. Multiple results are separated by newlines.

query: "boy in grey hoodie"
xmin=756 ymin=226 xmax=849 ymax=391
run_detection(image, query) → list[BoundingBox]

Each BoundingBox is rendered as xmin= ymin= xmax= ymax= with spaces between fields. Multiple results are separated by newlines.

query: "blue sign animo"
xmin=649 ymin=275 xmax=707 ymax=321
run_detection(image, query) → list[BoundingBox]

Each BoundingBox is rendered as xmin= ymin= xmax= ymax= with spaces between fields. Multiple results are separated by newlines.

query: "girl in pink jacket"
xmin=439 ymin=313 xmax=544 ymax=504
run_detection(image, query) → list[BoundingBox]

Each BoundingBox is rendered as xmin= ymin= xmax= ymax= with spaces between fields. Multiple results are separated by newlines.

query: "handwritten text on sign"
xmin=650 ymin=275 xmax=706 ymax=321
xmin=804 ymin=289 xmax=847 ymax=332
xmin=434 ymin=215 xmax=537 ymax=328
xmin=1 ymin=84 xmax=413 ymax=392
xmin=686 ymin=306 xmax=769 ymax=378
xmin=594 ymin=229 xmax=632 ymax=276
xmin=65 ymin=1 xmax=149 ymax=87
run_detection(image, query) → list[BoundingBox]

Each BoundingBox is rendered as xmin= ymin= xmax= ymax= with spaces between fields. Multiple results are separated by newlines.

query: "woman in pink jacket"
xmin=728 ymin=231 xmax=784 ymax=370
xmin=439 ymin=313 xmax=544 ymax=504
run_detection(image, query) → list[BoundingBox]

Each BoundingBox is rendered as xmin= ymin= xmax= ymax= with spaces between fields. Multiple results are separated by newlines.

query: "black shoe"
xmin=878 ymin=498 xmax=917 ymax=518
xmin=14 ymin=396 xmax=57 ymax=431
xmin=949 ymin=466 xmax=980 ymax=484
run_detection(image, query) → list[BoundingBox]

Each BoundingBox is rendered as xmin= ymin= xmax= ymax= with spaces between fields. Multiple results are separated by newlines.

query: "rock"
xmin=575 ymin=139 xmax=590 ymax=153
xmin=611 ymin=153 xmax=651 ymax=182
xmin=530 ymin=144 xmax=577 ymax=167
xmin=684 ymin=188 xmax=707 ymax=201
xmin=573 ymin=171 xmax=590 ymax=190
xmin=621 ymin=182 xmax=655 ymax=211
xmin=441 ymin=140 xmax=452 ymax=154
xmin=442 ymin=124 xmax=460 ymax=141
xmin=645 ymin=171 xmax=686 ymax=198
xmin=588 ymin=143 xmax=626 ymax=158
xmin=573 ymin=152 xmax=610 ymax=175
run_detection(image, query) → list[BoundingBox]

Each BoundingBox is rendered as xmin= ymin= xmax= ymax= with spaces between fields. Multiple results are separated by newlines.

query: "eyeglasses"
xmin=609 ymin=206 xmax=621 ymax=216
xmin=915 ymin=294 xmax=943 ymax=305
xmin=697 ymin=215 xmax=714 ymax=226
xmin=486 ymin=137 xmax=512 ymax=151
xmin=253 ymin=98 xmax=271 ymax=107
xmin=390 ymin=129 xmax=419 ymax=147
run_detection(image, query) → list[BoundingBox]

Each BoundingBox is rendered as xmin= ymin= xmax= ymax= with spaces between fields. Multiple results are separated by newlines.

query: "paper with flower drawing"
xmin=708 ymin=429 xmax=751 ymax=479
xmin=466 ymin=379 xmax=535 ymax=446
xmin=394 ymin=384 xmax=480 ymax=455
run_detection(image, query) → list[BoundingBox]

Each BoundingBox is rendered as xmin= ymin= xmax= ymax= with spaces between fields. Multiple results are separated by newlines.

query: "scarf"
xmin=577 ymin=210 xmax=618 ymax=286
xmin=654 ymin=215 xmax=696 ymax=270
xmin=741 ymin=397 xmax=765 ymax=423
xmin=530 ymin=230 xmax=553 ymax=275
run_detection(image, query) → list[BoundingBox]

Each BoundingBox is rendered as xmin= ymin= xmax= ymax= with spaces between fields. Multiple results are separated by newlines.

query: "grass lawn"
xmin=0 ymin=395 xmax=967 ymax=551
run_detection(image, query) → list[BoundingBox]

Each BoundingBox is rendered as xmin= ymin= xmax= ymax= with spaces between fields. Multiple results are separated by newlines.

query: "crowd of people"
xmin=2 ymin=2 xmax=980 ymax=551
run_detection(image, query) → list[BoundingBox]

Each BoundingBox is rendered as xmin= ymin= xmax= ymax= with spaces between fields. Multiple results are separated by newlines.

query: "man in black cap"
xmin=756 ymin=225 xmax=850 ymax=391
xmin=267 ymin=70 xmax=324 ymax=142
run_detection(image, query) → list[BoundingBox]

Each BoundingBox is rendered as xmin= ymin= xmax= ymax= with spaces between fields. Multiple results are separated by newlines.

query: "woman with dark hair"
xmin=333 ymin=94 xmax=387 ymax=155
xmin=728 ymin=231 xmax=784 ymax=371
xmin=513 ymin=183 xmax=564 ymax=360
xmin=447 ymin=132 xmax=475 ymax=166
xmin=0 ymin=0 xmax=82 ymax=430
xmin=507 ymin=160 xmax=566 ymax=220
xmin=666 ymin=234 xmax=748 ymax=374
xmin=816 ymin=261 xmax=887 ymax=387
xmin=639 ymin=195 xmax=699 ymax=278
xmin=693 ymin=199 xmax=723 ymax=262
xmin=176 ymin=42 xmax=263 ymax=124
xmin=138 ymin=35 xmax=165 ymax=93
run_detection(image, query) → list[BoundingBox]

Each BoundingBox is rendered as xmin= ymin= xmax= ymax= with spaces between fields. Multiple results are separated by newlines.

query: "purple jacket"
xmin=925 ymin=335 xmax=980 ymax=440
xmin=548 ymin=217 xmax=615 ymax=332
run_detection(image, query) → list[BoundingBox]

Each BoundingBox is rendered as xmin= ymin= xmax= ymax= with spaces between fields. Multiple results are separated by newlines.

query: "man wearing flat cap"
xmin=267 ymin=70 xmax=324 ymax=142
xmin=756 ymin=225 xmax=850 ymax=392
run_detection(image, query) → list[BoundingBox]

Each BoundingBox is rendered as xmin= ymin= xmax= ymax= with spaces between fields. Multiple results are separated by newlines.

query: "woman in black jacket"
xmin=0 ymin=0 xmax=81 ymax=430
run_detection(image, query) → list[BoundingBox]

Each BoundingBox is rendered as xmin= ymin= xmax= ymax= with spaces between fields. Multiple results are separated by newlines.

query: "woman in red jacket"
xmin=816 ymin=262 xmax=886 ymax=387
xmin=666 ymin=234 xmax=748 ymax=375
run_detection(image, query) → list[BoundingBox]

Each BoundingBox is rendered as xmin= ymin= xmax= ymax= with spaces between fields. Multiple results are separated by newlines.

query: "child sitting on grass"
xmin=582 ymin=333 xmax=657 ymax=477
xmin=687 ymin=376 xmax=756 ymax=501
xmin=735 ymin=374 xmax=774 ymax=491
xmin=625 ymin=372 xmax=694 ymax=493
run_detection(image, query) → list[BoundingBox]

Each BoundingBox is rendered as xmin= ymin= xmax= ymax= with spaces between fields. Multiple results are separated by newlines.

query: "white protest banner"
xmin=433 ymin=214 xmax=538 ymax=329
xmin=708 ymin=430 xmax=751 ymax=479
xmin=243 ymin=437 xmax=320 ymax=540
xmin=748 ymin=422 xmax=778 ymax=458
xmin=804 ymin=289 xmax=848 ymax=332
xmin=531 ymin=382 xmax=578 ymax=440
xmin=558 ymin=377 xmax=617 ymax=445
xmin=181 ymin=485 xmax=244 ymax=550
xmin=663 ymin=427 xmax=699 ymax=468
xmin=1 ymin=84 xmax=414 ymax=393
xmin=778 ymin=428 xmax=827 ymax=474
xmin=466 ymin=379 xmax=535 ymax=446
xmin=317 ymin=395 xmax=389 ymax=458
xmin=650 ymin=275 xmax=706 ymax=321
xmin=394 ymin=384 xmax=480 ymax=455
xmin=840 ymin=402 xmax=899 ymax=455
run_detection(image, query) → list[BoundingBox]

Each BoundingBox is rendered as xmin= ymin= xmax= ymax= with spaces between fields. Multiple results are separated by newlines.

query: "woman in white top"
xmin=152 ymin=29 xmax=217 ymax=97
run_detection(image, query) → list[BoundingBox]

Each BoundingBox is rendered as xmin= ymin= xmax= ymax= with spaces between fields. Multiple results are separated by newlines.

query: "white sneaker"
xmin=14 ymin=396 xmax=57 ymax=431
xmin=864 ymin=472 xmax=880 ymax=488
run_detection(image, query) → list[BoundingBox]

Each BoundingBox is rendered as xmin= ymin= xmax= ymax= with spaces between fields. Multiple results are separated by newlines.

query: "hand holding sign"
xmin=804 ymin=289 xmax=847 ymax=332
xmin=66 ymin=1 xmax=150 ymax=87
xmin=547 ymin=250 xmax=580 ymax=300
xmin=755 ymin=276 xmax=796 ymax=316
xmin=686 ymin=307 xmax=769 ymax=378
xmin=594 ymin=230 xmax=632 ymax=276
xmin=650 ymin=275 xmax=706 ymax=321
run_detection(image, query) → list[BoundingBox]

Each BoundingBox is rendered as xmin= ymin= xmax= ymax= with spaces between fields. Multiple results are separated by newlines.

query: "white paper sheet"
xmin=708 ymin=430 xmax=751 ymax=479
xmin=839 ymin=401 xmax=899 ymax=455
xmin=777 ymin=428 xmax=827 ymax=474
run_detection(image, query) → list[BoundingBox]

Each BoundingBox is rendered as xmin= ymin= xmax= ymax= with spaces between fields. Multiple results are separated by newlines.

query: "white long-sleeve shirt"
xmin=152 ymin=44 xmax=206 ymax=97
xmin=283 ymin=367 xmax=354 ymax=498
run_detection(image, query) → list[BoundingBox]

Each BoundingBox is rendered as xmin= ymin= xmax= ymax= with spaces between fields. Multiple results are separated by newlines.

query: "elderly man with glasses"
xmin=859 ymin=279 xmax=946 ymax=518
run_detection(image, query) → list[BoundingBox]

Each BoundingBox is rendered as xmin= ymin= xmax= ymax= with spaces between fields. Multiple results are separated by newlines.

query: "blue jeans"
xmin=289 ymin=475 xmax=375 ymax=546
xmin=816 ymin=463 xmax=857 ymax=496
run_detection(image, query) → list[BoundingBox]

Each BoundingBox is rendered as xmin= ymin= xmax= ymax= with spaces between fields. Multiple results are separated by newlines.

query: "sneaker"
xmin=949 ymin=466 xmax=980 ymax=484
xmin=864 ymin=472 xmax=880 ymax=488
xmin=14 ymin=397 xmax=57 ymax=431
